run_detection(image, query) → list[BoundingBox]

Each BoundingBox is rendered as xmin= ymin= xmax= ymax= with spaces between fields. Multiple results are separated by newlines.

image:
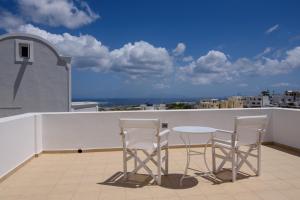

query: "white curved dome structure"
xmin=0 ymin=33 xmax=72 ymax=117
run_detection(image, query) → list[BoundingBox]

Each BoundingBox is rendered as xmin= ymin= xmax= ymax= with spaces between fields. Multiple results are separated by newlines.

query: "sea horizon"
xmin=72 ymin=97 xmax=228 ymax=107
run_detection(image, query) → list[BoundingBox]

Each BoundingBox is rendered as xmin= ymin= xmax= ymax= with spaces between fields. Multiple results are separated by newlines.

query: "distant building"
xmin=157 ymin=104 xmax=167 ymax=110
xmin=140 ymin=104 xmax=166 ymax=110
xmin=219 ymin=100 xmax=228 ymax=108
xmin=199 ymin=99 xmax=220 ymax=109
xmin=240 ymin=90 xmax=300 ymax=109
xmin=283 ymin=91 xmax=300 ymax=107
xmin=271 ymin=90 xmax=300 ymax=108
xmin=71 ymin=102 xmax=99 ymax=112
xmin=0 ymin=33 xmax=71 ymax=117
xmin=140 ymin=104 xmax=152 ymax=110
xmin=227 ymin=96 xmax=243 ymax=108
xmin=270 ymin=94 xmax=283 ymax=106
xmin=261 ymin=95 xmax=271 ymax=107
xmin=243 ymin=91 xmax=271 ymax=108
xmin=243 ymin=96 xmax=261 ymax=108
xmin=199 ymin=97 xmax=243 ymax=109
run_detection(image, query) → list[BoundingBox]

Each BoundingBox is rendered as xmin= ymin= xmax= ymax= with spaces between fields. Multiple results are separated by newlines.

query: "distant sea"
xmin=72 ymin=98 xmax=206 ymax=107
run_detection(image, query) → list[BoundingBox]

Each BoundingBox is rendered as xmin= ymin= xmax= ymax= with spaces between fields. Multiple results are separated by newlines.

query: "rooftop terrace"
xmin=1 ymin=108 xmax=300 ymax=200
xmin=1 ymin=146 xmax=300 ymax=200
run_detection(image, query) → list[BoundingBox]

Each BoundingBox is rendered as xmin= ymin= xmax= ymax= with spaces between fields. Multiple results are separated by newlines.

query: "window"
xmin=15 ymin=39 xmax=34 ymax=62
xmin=19 ymin=43 xmax=30 ymax=58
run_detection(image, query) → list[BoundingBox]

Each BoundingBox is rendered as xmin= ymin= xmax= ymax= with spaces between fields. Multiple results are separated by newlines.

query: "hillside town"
xmin=114 ymin=90 xmax=300 ymax=111
xmin=199 ymin=90 xmax=300 ymax=109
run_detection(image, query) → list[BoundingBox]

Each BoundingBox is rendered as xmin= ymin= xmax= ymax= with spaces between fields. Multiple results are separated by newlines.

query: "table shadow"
xmin=99 ymin=172 xmax=198 ymax=189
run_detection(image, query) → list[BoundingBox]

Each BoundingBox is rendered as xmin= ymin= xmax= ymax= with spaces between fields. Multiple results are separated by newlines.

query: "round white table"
xmin=172 ymin=126 xmax=217 ymax=185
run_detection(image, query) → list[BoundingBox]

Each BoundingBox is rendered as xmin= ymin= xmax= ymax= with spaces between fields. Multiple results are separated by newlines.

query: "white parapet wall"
xmin=2 ymin=107 xmax=300 ymax=180
xmin=0 ymin=113 xmax=43 ymax=178
xmin=272 ymin=108 xmax=300 ymax=149
xmin=41 ymin=108 xmax=274 ymax=151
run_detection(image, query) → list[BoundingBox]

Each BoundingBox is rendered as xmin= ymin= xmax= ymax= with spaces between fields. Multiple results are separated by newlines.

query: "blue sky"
xmin=1 ymin=0 xmax=300 ymax=98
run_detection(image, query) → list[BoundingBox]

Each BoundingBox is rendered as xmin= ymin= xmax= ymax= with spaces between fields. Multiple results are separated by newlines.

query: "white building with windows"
xmin=140 ymin=104 xmax=166 ymax=110
xmin=243 ymin=96 xmax=271 ymax=108
xmin=271 ymin=91 xmax=300 ymax=108
xmin=0 ymin=33 xmax=72 ymax=117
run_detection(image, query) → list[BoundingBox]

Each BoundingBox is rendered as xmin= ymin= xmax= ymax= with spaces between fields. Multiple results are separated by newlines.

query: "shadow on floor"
xmin=99 ymin=172 xmax=153 ymax=188
xmin=99 ymin=172 xmax=198 ymax=189
xmin=264 ymin=144 xmax=300 ymax=157
xmin=160 ymin=173 xmax=198 ymax=189
xmin=199 ymin=169 xmax=251 ymax=184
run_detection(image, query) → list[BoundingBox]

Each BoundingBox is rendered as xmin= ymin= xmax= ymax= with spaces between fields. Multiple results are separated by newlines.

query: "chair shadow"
xmin=99 ymin=172 xmax=198 ymax=189
xmin=199 ymin=169 xmax=251 ymax=184
xmin=99 ymin=171 xmax=153 ymax=188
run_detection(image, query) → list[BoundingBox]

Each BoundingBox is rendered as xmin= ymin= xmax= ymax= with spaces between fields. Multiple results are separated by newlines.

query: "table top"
xmin=172 ymin=126 xmax=216 ymax=134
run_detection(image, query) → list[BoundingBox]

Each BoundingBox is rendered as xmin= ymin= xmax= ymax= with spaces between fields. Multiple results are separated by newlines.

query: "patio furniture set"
xmin=119 ymin=115 xmax=268 ymax=185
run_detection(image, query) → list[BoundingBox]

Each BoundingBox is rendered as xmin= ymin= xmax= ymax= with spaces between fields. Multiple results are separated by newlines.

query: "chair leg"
xmin=134 ymin=149 xmax=138 ymax=172
xmin=236 ymin=147 xmax=240 ymax=173
xmin=123 ymin=149 xmax=127 ymax=179
xmin=165 ymin=147 xmax=169 ymax=175
xmin=157 ymin=149 xmax=162 ymax=185
xmin=212 ymin=142 xmax=216 ymax=173
xmin=257 ymin=145 xmax=261 ymax=176
xmin=237 ymin=152 xmax=240 ymax=166
xmin=232 ymin=149 xmax=236 ymax=182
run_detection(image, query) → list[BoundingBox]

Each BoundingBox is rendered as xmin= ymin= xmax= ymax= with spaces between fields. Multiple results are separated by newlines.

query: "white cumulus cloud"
xmin=17 ymin=0 xmax=99 ymax=29
xmin=179 ymin=47 xmax=300 ymax=85
xmin=1 ymin=8 xmax=300 ymax=85
xmin=0 ymin=11 xmax=24 ymax=32
xmin=173 ymin=42 xmax=186 ymax=56
xmin=110 ymin=41 xmax=173 ymax=78
xmin=8 ymin=23 xmax=173 ymax=78
xmin=15 ymin=24 xmax=111 ymax=71
xmin=182 ymin=56 xmax=193 ymax=62
xmin=179 ymin=50 xmax=234 ymax=84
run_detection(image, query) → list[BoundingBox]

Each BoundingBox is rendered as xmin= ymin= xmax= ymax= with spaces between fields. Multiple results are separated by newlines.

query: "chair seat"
xmin=126 ymin=140 xmax=168 ymax=151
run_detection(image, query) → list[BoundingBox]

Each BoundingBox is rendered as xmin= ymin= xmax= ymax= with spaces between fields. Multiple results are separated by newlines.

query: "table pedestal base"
xmin=179 ymin=134 xmax=215 ymax=186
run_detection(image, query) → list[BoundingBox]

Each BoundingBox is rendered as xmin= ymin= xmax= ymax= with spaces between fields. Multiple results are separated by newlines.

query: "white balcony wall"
xmin=272 ymin=108 xmax=300 ymax=149
xmin=4 ymin=108 xmax=300 ymax=180
xmin=41 ymin=108 xmax=273 ymax=151
xmin=0 ymin=114 xmax=42 ymax=178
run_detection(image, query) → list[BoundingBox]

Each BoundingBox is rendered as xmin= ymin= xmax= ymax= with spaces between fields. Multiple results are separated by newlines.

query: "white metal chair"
xmin=119 ymin=118 xmax=170 ymax=185
xmin=211 ymin=115 xmax=268 ymax=182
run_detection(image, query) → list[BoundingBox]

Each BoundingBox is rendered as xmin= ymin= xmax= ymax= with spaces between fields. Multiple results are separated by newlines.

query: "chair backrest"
xmin=120 ymin=118 xmax=160 ymax=131
xmin=119 ymin=118 xmax=160 ymax=144
xmin=234 ymin=115 xmax=268 ymax=145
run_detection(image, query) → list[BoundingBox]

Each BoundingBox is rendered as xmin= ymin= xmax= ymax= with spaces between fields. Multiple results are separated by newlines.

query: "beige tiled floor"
xmin=1 ymin=145 xmax=300 ymax=200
